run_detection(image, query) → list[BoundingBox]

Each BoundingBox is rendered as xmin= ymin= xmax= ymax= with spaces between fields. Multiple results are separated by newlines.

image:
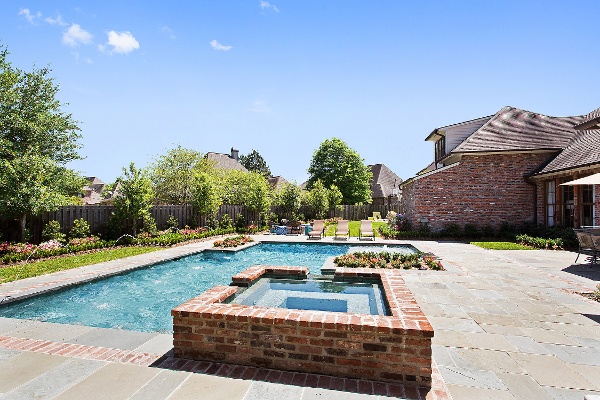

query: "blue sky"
xmin=2 ymin=1 xmax=599 ymax=185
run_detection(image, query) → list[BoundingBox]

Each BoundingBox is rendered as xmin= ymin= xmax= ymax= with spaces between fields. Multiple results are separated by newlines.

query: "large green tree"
xmin=304 ymin=179 xmax=329 ymax=219
xmin=148 ymin=145 xmax=210 ymax=206
xmin=0 ymin=44 xmax=84 ymax=240
xmin=220 ymin=170 xmax=272 ymax=223
xmin=239 ymin=149 xmax=271 ymax=178
xmin=307 ymin=138 xmax=372 ymax=205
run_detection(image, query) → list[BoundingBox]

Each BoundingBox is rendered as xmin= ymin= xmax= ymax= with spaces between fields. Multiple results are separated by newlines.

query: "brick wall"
xmin=400 ymin=153 xmax=555 ymax=231
xmin=172 ymin=266 xmax=433 ymax=386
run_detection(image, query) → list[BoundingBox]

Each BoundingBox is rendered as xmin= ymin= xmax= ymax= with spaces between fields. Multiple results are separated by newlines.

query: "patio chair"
xmin=308 ymin=220 xmax=324 ymax=239
xmin=359 ymin=220 xmax=375 ymax=240
xmin=286 ymin=221 xmax=303 ymax=235
xmin=591 ymin=234 xmax=600 ymax=267
xmin=335 ymin=220 xmax=350 ymax=240
xmin=575 ymin=231 xmax=596 ymax=265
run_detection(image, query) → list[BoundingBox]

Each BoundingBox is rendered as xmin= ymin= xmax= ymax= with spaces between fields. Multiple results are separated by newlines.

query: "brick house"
xmin=399 ymin=106 xmax=600 ymax=232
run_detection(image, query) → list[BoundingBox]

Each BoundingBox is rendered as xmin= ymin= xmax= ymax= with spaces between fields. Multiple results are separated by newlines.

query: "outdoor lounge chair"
xmin=575 ymin=231 xmax=597 ymax=266
xmin=359 ymin=220 xmax=375 ymax=240
xmin=308 ymin=220 xmax=324 ymax=239
xmin=335 ymin=220 xmax=350 ymax=240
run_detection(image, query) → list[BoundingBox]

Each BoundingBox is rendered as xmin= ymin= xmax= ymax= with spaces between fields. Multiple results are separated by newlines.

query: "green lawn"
xmin=324 ymin=220 xmax=386 ymax=237
xmin=470 ymin=242 xmax=533 ymax=250
xmin=0 ymin=246 xmax=161 ymax=284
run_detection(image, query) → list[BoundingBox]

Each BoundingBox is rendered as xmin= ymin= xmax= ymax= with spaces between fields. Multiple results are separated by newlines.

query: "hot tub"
xmin=172 ymin=265 xmax=433 ymax=386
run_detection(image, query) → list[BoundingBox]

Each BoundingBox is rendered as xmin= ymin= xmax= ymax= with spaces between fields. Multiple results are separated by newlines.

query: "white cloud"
xmin=249 ymin=100 xmax=271 ymax=113
xmin=45 ymin=15 xmax=68 ymax=27
xmin=160 ymin=25 xmax=176 ymax=40
xmin=104 ymin=31 xmax=140 ymax=54
xmin=18 ymin=8 xmax=41 ymax=23
xmin=63 ymin=24 xmax=93 ymax=47
xmin=260 ymin=1 xmax=279 ymax=13
xmin=210 ymin=39 xmax=232 ymax=51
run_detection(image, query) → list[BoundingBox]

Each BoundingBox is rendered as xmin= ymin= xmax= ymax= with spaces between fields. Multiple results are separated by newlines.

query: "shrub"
xmin=441 ymin=223 xmax=462 ymax=238
xmin=235 ymin=214 xmax=246 ymax=231
xmin=206 ymin=214 xmax=219 ymax=230
xmin=334 ymin=251 xmax=444 ymax=270
xmin=166 ymin=215 xmax=179 ymax=232
xmin=70 ymin=218 xmax=91 ymax=239
xmin=516 ymin=234 xmax=563 ymax=250
xmin=213 ymin=235 xmax=254 ymax=248
xmin=42 ymin=220 xmax=66 ymax=243
xmin=463 ymin=223 xmax=479 ymax=238
xmin=220 ymin=214 xmax=233 ymax=229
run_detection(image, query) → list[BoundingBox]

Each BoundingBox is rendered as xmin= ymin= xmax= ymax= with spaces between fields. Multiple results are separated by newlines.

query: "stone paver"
xmin=0 ymin=236 xmax=598 ymax=399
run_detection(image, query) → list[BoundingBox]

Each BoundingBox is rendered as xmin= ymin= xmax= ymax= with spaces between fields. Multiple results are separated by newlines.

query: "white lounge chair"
xmin=359 ymin=220 xmax=375 ymax=240
xmin=308 ymin=220 xmax=324 ymax=239
xmin=334 ymin=220 xmax=349 ymax=240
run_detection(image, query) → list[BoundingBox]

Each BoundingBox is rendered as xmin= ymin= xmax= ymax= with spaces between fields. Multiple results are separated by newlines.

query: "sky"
xmin=2 ymin=1 xmax=599 ymax=185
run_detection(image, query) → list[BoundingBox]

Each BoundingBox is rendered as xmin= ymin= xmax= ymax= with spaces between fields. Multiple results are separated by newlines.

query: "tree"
xmin=190 ymin=171 xmax=221 ymax=217
xmin=0 ymin=44 xmax=84 ymax=240
xmin=305 ymin=179 xmax=329 ymax=219
xmin=239 ymin=149 xmax=271 ymax=178
xmin=112 ymin=163 xmax=155 ymax=236
xmin=220 ymin=170 xmax=272 ymax=223
xmin=274 ymin=181 xmax=302 ymax=220
xmin=327 ymin=184 xmax=343 ymax=215
xmin=0 ymin=153 xmax=84 ymax=239
xmin=148 ymin=145 xmax=209 ymax=205
xmin=307 ymin=138 xmax=372 ymax=204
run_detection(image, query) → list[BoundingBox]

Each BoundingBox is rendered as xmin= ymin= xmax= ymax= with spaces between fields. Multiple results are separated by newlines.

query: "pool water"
xmin=0 ymin=243 xmax=415 ymax=332
xmin=231 ymin=277 xmax=389 ymax=315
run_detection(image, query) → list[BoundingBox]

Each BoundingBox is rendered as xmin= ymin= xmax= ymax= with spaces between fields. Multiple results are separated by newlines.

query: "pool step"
xmin=320 ymin=256 xmax=337 ymax=275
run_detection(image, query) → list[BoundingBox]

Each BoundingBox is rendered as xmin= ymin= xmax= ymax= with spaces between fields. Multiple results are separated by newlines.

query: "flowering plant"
xmin=68 ymin=236 xmax=99 ymax=247
xmin=213 ymin=235 xmax=254 ymax=248
xmin=38 ymin=240 xmax=64 ymax=251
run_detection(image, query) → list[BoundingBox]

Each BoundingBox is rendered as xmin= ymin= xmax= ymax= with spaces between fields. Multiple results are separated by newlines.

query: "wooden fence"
xmin=3 ymin=204 xmax=399 ymax=243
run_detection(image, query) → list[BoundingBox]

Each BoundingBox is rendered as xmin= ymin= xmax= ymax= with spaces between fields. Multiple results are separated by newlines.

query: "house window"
xmin=546 ymin=181 xmax=555 ymax=226
xmin=562 ymin=184 xmax=575 ymax=227
xmin=435 ymin=136 xmax=446 ymax=162
xmin=581 ymin=184 xmax=594 ymax=227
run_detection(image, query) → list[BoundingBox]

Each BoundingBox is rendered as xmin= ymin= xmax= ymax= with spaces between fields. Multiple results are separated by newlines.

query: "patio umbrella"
xmin=560 ymin=172 xmax=600 ymax=185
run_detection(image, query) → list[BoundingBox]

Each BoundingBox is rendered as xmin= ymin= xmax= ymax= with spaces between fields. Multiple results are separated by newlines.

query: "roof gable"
xmin=451 ymin=106 xmax=585 ymax=154
xmin=206 ymin=152 xmax=248 ymax=172
xmin=369 ymin=164 xmax=402 ymax=198
xmin=535 ymin=129 xmax=600 ymax=175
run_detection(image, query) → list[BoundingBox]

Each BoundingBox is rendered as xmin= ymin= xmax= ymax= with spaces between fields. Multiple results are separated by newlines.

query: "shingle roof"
xmin=575 ymin=107 xmax=600 ymax=130
xmin=369 ymin=164 xmax=402 ymax=198
xmin=534 ymin=129 xmax=600 ymax=175
xmin=206 ymin=152 xmax=248 ymax=172
xmin=268 ymin=176 xmax=288 ymax=189
xmin=451 ymin=106 xmax=585 ymax=154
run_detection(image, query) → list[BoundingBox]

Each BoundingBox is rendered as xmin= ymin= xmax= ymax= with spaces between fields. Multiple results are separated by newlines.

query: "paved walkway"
xmin=0 ymin=235 xmax=599 ymax=399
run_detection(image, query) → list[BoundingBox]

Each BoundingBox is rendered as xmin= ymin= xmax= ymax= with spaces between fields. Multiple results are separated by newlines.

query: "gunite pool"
xmin=0 ymin=243 xmax=417 ymax=333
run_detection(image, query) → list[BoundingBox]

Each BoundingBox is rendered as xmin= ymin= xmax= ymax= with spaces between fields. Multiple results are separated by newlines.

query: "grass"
xmin=324 ymin=220 xmax=386 ymax=237
xmin=0 ymin=246 xmax=161 ymax=284
xmin=470 ymin=241 xmax=533 ymax=250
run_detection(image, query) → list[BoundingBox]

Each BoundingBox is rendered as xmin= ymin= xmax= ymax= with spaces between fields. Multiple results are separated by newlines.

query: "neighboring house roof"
xmin=450 ymin=106 xmax=585 ymax=154
xmin=534 ymin=129 xmax=600 ymax=175
xmin=575 ymin=107 xmax=600 ymax=130
xmin=268 ymin=176 xmax=288 ymax=189
xmin=82 ymin=177 xmax=105 ymax=205
xmin=369 ymin=164 xmax=402 ymax=198
xmin=205 ymin=152 xmax=248 ymax=172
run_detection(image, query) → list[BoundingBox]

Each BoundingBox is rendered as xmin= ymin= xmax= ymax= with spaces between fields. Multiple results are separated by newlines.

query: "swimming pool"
xmin=0 ymin=243 xmax=417 ymax=333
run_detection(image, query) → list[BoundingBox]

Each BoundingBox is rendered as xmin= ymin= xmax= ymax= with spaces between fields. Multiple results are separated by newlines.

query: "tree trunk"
xmin=19 ymin=215 xmax=27 ymax=243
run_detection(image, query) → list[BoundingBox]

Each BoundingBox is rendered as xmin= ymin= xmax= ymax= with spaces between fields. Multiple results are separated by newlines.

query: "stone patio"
xmin=0 ymin=235 xmax=599 ymax=399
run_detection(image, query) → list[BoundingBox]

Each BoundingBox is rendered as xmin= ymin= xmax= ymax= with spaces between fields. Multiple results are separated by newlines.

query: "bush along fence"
xmin=3 ymin=204 xmax=399 ymax=243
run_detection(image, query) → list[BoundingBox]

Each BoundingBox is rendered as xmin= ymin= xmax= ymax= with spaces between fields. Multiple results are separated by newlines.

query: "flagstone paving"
xmin=0 ymin=235 xmax=599 ymax=399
